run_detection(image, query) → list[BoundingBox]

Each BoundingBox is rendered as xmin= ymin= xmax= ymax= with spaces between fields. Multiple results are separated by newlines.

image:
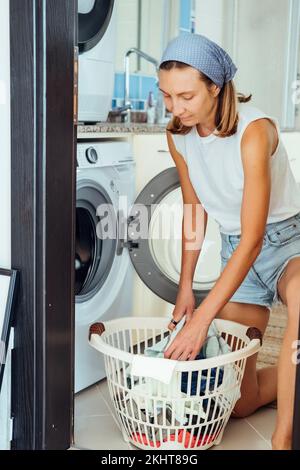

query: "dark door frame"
xmin=10 ymin=0 xmax=76 ymax=449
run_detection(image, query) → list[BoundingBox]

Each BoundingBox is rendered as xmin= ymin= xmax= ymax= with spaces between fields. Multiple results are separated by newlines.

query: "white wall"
xmin=0 ymin=0 xmax=12 ymax=451
xmin=232 ymin=0 xmax=289 ymax=122
xmin=114 ymin=0 xmax=139 ymax=71
xmin=195 ymin=0 xmax=228 ymax=46
xmin=281 ymin=131 xmax=300 ymax=182
xmin=195 ymin=0 xmax=291 ymax=124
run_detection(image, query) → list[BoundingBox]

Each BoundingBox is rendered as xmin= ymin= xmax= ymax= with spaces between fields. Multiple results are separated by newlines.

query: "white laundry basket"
xmin=89 ymin=317 xmax=262 ymax=451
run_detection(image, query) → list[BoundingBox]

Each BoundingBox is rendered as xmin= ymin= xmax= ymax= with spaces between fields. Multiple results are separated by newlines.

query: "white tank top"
xmin=172 ymin=102 xmax=300 ymax=235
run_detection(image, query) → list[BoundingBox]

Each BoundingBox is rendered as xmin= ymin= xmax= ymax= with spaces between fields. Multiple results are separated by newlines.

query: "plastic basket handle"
xmin=89 ymin=322 xmax=105 ymax=340
xmin=246 ymin=327 xmax=263 ymax=346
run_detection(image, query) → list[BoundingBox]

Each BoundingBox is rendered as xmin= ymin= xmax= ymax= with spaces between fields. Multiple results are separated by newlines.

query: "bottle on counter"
xmin=155 ymin=89 xmax=167 ymax=124
xmin=146 ymin=91 xmax=156 ymax=124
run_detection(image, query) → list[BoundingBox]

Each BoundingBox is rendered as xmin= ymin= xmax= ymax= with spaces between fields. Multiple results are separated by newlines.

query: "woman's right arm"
xmin=166 ymin=131 xmax=208 ymax=329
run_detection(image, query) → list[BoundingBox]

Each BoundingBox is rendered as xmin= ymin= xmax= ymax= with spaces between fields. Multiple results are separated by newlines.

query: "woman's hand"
xmin=167 ymin=286 xmax=195 ymax=332
xmin=164 ymin=312 xmax=211 ymax=361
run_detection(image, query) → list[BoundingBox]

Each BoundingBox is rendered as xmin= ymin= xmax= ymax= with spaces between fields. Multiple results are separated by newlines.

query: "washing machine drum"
xmin=78 ymin=0 xmax=114 ymax=54
xmin=75 ymin=185 xmax=116 ymax=301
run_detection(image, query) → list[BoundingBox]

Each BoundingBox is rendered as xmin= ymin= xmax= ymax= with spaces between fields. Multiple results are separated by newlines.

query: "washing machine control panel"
xmin=86 ymin=147 xmax=99 ymax=164
xmin=77 ymin=142 xmax=134 ymax=168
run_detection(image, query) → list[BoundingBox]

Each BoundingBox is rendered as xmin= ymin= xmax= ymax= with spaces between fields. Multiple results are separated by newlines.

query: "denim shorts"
xmin=220 ymin=211 xmax=300 ymax=310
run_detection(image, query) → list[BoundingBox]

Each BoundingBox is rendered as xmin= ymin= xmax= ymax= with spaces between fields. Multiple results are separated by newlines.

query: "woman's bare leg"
xmin=217 ymin=302 xmax=277 ymax=417
xmin=272 ymin=258 xmax=300 ymax=450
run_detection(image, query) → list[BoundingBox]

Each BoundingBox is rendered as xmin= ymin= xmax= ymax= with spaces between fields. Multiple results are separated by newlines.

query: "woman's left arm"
xmin=164 ymin=119 xmax=277 ymax=361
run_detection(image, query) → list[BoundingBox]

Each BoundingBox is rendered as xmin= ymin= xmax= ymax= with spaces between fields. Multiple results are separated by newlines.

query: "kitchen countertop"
xmin=77 ymin=122 xmax=167 ymax=138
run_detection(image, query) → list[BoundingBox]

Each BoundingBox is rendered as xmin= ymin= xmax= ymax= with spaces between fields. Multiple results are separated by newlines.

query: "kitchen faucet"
xmin=124 ymin=48 xmax=159 ymax=123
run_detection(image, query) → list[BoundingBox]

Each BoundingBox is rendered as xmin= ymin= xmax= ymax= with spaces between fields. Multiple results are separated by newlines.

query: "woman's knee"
xmin=231 ymin=399 xmax=259 ymax=419
xmin=217 ymin=301 xmax=270 ymax=335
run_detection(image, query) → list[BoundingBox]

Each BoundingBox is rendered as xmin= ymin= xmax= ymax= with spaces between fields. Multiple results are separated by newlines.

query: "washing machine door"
xmin=125 ymin=167 xmax=222 ymax=306
xmin=78 ymin=0 xmax=114 ymax=54
xmin=75 ymin=180 xmax=116 ymax=302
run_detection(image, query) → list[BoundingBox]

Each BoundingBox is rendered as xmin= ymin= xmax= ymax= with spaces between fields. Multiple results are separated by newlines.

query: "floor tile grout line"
xmin=97 ymin=383 xmax=117 ymax=416
xmin=244 ymin=418 xmax=272 ymax=448
xmin=98 ymin=395 xmax=116 ymax=418
xmin=96 ymin=384 xmax=124 ymax=432
xmin=110 ymin=408 xmax=125 ymax=437
xmin=75 ymin=385 xmax=134 ymax=450
xmin=75 ymin=387 xmax=113 ymax=416
xmin=97 ymin=386 xmax=132 ymax=444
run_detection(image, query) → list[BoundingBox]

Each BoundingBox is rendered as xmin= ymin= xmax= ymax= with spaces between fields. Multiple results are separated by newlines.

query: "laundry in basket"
xmin=128 ymin=318 xmax=234 ymax=399
xmin=89 ymin=317 xmax=262 ymax=450
xmin=123 ymin=318 xmax=241 ymax=446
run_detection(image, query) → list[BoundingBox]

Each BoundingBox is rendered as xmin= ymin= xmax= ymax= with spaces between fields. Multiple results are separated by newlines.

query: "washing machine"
xmin=75 ymin=141 xmax=135 ymax=392
xmin=78 ymin=0 xmax=116 ymax=123
xmin=75 ymin=141 xmax=222 ymax=392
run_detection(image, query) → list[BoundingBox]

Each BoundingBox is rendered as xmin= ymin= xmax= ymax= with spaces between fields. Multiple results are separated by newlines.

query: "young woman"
xmin=159 ymin=33 xmax=300 ymax=450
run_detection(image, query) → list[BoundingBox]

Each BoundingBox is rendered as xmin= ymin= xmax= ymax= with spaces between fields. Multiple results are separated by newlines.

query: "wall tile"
xmin=113 ymin=73 xmax=158 ymax=109
xmin=113 ymin=72 xmax=125 ymax=99
xmin=130 ymin=99 xmax=140 ymax=110
xmin=129 ymin=74 xmax=140 ymax=100
xmin=141 ymin=76 xmax=158 ymax=100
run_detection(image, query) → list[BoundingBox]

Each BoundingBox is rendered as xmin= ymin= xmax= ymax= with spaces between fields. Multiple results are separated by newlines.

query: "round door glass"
xmin=75 ymin=207 xmax=101 ymax=296
xmin=148 ymin=188 xmax=222 ymax=291
xmin=75 ymin=185 xmax=116 ymax=302
xmin=128 ymin=167 xmax=222 ymax=306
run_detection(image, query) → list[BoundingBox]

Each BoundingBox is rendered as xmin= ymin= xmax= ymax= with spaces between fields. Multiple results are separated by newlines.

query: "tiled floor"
xmin=73 ymin=379 xmax=275 ymax=450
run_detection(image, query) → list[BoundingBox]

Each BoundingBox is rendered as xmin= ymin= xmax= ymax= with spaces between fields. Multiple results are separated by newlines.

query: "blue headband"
xmin=160 ymin=33 xmax=237 ymax=89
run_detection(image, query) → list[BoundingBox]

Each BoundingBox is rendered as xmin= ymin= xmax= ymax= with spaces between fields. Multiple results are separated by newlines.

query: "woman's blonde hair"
xmin=160 ymin=61 xmax=252 ymax=138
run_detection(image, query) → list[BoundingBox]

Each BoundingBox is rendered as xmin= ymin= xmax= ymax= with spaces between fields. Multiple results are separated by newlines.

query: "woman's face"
xmin=158 ymin=66 xmax=219 ymax=127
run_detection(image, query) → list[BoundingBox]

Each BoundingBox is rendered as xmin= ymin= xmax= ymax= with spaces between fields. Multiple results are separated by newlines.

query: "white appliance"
xmin=75 ymin=140 xmax=223 ymax=392
xmin=75 ymin=141 xmax=135 ymax=392
xmin=78 ymin=0 xmax=116 ymax=123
